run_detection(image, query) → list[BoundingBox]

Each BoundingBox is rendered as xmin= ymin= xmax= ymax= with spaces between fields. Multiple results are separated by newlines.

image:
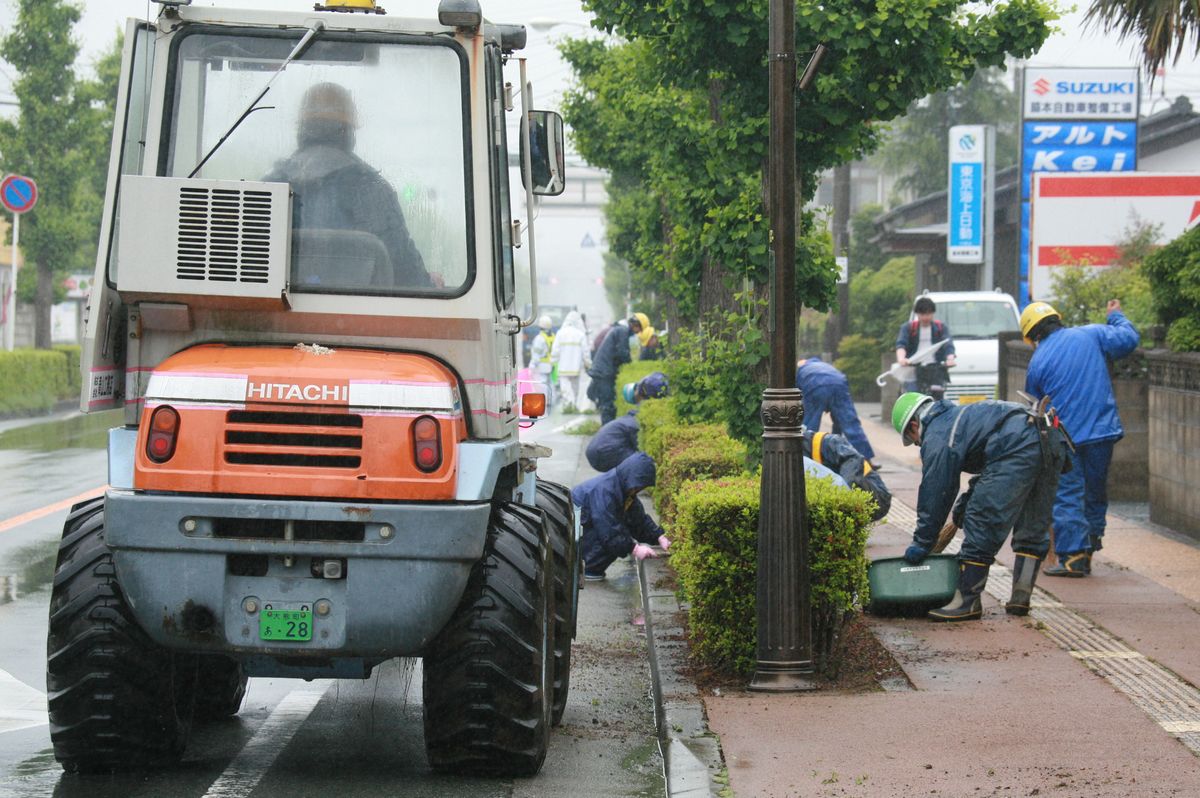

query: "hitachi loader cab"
xmin=48 ymin=0 xmax=578 ymax=777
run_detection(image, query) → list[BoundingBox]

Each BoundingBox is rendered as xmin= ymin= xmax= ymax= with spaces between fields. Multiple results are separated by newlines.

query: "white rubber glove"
xmin=657 ymin=535 xmax=672 ymax=551
xmin=632 ymin=543 xmax=657 ymax=561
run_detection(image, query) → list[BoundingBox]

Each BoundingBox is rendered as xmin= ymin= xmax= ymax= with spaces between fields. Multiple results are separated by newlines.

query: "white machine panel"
xmin=117 ymin=175 xmax=290 ymax=304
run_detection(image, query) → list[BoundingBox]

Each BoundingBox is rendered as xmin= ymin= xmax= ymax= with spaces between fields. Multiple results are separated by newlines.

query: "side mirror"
xmin=523 ymin=110 xmax=566 ymax=196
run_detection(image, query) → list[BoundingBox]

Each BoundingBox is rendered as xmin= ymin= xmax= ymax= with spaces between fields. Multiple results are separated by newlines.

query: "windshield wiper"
xmin=188 ymin=22 xmax=325 ymax=179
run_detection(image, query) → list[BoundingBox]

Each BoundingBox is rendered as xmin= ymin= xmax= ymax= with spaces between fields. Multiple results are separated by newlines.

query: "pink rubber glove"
xmin=657 ymin=535 xmax=672 ymax=551
xmin=632 ymin=543 xmax=657 ymax=561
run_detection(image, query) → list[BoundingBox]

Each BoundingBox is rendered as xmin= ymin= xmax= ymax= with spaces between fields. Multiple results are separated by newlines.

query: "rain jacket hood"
xmin=572 ymin=452 xmax=664 ymax=566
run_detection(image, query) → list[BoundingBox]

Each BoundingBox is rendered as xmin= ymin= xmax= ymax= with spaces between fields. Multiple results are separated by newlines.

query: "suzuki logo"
xmin=1033 ymin=78 xmax=1051 ymax=95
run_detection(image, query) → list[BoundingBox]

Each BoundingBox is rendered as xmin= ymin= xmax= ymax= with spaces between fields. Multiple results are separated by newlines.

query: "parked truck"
xmin=47 ymin=0 xmax=578 ymax=777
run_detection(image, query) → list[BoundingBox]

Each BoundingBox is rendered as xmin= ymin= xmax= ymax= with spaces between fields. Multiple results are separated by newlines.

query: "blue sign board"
xmin=1020 ymin=122 xmax=1137 ymax=198
xmin=949 ymin=162 xmax=983 ymax=249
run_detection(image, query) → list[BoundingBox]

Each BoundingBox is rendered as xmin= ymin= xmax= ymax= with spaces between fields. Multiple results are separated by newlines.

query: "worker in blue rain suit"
xmin=795 ymin=356 xmax=877 ymax=465
xmin=585 ymin=373 xmax=668 ymax=473
xmin=1022 ymin=299 xmax=1140 ymax=577
xmin=894 ymin=392 xmax=1068 ymax=621
xmin=803 ymin=428 xmax=891 ymax=522
xmin=587 ymin=317 xmax=644 ymax=425
xmin=571 ymin=452 xmax=671 ymax=581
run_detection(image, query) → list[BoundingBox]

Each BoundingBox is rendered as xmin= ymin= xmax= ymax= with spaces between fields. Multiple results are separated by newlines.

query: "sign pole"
xmin=0 ymin=174 xmax=39 ymax=351
xmin=5 ymin=212 xmax=17 ymax=352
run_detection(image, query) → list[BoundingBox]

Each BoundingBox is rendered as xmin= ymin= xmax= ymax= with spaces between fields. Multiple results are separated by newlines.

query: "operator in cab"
xmin=265 ymin=82 xmax=433 ymax=290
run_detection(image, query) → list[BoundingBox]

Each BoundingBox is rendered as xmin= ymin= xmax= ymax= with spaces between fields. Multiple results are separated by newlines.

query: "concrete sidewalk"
xmin=702 ymin=403 xmax=1200 ymax=797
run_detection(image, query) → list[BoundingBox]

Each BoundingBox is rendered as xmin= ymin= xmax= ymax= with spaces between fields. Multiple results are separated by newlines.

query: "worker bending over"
xmin=893 ymin=392 xmax=1068 ymax=621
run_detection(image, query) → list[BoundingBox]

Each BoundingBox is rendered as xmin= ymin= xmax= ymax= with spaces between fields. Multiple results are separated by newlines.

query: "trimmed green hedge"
xmin=670 ymin=473 xmax=874 ymax=679
xmin=655 ymin=433 xmax=746 ymax=524
xmin=0 ymin=348 xmax=80 ymax=415
xmin=635 ymin=396 xmax=679 ymax=462
xmin=614 ymin=360 xmax=670 ymax=417
xmin=55 ymin=345 xmax=82 ymax=397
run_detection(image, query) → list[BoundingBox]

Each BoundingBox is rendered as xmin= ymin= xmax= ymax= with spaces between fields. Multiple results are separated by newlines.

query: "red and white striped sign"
xmin=1029 ymin=172 xmax=1200 ymax=301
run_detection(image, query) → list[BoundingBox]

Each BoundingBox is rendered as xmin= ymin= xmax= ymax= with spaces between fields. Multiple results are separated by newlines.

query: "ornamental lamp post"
xmin=748 ymin=0 xmax=827 ymax=692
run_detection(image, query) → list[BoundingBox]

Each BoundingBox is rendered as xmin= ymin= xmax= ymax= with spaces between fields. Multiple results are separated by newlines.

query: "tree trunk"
xmin=698 ymin=77 xmax=737 ymax=320
xmin=35 ymin=260 xmax=53 ymax=349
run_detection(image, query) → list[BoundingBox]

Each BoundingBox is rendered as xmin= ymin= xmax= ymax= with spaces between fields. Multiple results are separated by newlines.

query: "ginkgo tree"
xmin=563 ymin=0 xmax=1057 ymax=327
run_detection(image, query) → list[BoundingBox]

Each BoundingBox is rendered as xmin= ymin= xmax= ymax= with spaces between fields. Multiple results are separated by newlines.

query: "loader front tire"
xmin=422 ymin=502 xmax=554 ymax=776
xmin=46 ymin=497 xmax=197 ymax=773
xmin=534 ymin=479 xmax=578 ymax=726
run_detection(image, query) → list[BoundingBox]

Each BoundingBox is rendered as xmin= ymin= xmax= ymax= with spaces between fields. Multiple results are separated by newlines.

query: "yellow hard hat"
xmin=1019 ymin=302 xmax=1060 ymax=343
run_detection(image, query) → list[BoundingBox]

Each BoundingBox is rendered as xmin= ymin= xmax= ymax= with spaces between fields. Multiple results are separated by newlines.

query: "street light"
xmin=750 ymin=0 xmax=828 ymax=691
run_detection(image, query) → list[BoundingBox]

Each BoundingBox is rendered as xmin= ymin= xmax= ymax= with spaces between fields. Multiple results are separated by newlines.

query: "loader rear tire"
xmin=534 ymin=479 xmax=578 ymax=726
xmin=193 ymin=655 xmax=247 ymax=720
xmin=46 ymin=497 xmax=197 ymax=773
xmin=422 ymin=502 xmax=554 ymax=776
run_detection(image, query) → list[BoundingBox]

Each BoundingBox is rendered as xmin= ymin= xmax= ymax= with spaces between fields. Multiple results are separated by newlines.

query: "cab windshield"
xmin=164 ymin=30 xmax=471 ymax=295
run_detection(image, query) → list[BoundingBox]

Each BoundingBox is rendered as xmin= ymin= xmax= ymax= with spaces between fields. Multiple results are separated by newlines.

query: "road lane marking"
xmin=0 ymin=669 xmax=47 ymax=735
xmin=0 ymin=487 xmax=106 ymax=535
xmin=202 ymin=683 xmax=330 ymax=798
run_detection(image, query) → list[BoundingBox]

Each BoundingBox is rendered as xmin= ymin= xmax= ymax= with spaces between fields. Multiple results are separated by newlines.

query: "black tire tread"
xmin=192 ymin=655 xmax=247 ymax=720
xmin=533 ymin=480 xmax=577 ymax=725
xmin=46 ymin=498 xmax=196 ymax=773
xmin=422 ymin=502 xmax=553 ymax=776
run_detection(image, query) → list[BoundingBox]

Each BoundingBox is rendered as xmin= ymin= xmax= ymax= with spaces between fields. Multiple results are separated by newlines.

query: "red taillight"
xmin=146 ymin=406 xmax=180 ymax=463
xmin=412 ymin=415 xmax=442 ymax=472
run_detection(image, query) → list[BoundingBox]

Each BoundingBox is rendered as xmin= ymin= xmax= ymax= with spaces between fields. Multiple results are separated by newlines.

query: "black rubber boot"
xmin=1005 ymin=553 xmax=1042 ymax=616
xmin=1044 ymin=551 xmax=1090 ymax=578
xmin=929 ymin=560 xmax=990 ymax=622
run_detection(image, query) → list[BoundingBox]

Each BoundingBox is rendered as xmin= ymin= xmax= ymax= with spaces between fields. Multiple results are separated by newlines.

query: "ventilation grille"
xmin=224 ymin=410 xmax=363 ymax=469
xmin=176 ymin=187 xmax=274 ymax=283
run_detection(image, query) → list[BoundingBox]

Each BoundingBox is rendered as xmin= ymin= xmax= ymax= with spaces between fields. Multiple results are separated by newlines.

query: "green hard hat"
xmin=892 ymin=392 xmax=934 ymax=445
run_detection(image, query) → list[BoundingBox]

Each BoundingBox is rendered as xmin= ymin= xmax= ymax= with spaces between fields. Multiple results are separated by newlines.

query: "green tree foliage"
xmin=1087 ymin=0 xmax=1200 ymax=76
xmin=564 ymin=0 xmax=1053 ymax=426
xmin=1049 ymin=218 xmax=1159 ymax=330
xmin=0 ymin=3 xmax=121 ymax=347
xmin=849 ymin=202 xmax=888 ymax=275
xmin=835 ymin=256 xmax=915 ymax=395
xmin=668 ymin=297 xmax=772 ymax=457
xmin=878 ymin=67 xmax=1019 ymax=197
xmin=1142 ymin=225 xmax=1200 ymax=351
xmin=849 ymin=256 xmax=915 ymax=344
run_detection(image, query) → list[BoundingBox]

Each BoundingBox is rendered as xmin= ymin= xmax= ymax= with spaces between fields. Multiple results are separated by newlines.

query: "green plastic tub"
xmin=867 ymin=554 xmax=959 ymax=616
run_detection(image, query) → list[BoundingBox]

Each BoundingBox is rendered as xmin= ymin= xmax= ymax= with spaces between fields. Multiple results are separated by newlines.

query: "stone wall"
xmin=1002 ymin=340 xmax=1150 ymax=503
xmin=1147 ymin=351 xmax=1200 ymax=540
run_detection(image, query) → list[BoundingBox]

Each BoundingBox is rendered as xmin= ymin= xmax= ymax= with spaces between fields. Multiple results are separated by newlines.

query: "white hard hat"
xmin=538 ymin=315 xmax=553 ymax=329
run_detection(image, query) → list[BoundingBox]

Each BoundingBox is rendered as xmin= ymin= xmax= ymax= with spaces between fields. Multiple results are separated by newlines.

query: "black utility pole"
xmin=749 ymin=0 xmax=825 ymax=691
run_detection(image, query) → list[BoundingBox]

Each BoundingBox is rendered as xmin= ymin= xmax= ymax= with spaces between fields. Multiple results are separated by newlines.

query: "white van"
xmin=909 ymin=290 xmax=1021 ymax=403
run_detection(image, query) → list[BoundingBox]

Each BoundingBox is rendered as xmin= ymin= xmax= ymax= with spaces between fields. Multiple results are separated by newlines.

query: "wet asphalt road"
xmin=0 ymin=410 xmax=663 ymax=798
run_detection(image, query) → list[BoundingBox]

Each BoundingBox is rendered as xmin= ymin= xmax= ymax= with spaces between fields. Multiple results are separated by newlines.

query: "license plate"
xmin=259 ymin=609 xmax=313 ymax=642
xmin=958 ymin=395 xmax=985 ymax=404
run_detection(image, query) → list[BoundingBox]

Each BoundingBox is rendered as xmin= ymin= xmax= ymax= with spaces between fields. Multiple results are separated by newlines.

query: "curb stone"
xmin=638 ymin=557 xmax=727 ymax=797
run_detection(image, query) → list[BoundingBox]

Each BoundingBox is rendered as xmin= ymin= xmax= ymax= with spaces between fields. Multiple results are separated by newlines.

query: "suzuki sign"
xmin=1029 ymin=172 xmax=1200 ymax=301
xmin=1023 ymin=67 xmax=1139 ymax=120
xmin=1018 ymin=67 xmax=1139 ymax=305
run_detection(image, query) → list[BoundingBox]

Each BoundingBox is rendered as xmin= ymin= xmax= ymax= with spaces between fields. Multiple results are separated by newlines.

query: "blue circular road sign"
xmin=0 ymin=174 xmax=38 ymax=214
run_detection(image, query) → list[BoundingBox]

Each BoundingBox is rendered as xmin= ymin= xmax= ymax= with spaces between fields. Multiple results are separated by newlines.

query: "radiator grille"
xmin=224 ymin=410 xmax=363 ymax=469
xmin=177 ymin=187 xmax=274 ymax=283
